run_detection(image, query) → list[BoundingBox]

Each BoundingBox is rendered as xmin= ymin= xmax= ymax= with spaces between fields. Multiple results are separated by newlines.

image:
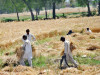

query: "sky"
xmin=66 ymin=0 xmax=69 ymax=2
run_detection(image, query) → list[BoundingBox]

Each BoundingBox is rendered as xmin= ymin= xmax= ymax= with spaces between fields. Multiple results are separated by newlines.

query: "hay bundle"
xmin=13 ymin=65 xmax=34 ymax=72
xmin=89 ymin=35 xmax=95 ymax=39
xmin=2 ymin=66 xmax=13 ymax=72
xmin=36 ymin=34 xmax=43 ymax=40
xmin=60 ymin=68 xmax=82 ymax=75
xmin=60 ymin=42 xmax=76 ymax=56
xmin=92 ymin=28 xmax=100 ymax=33
xmin=42 ymin=33 xmax=49 ymax=39
xmin=2 ymin=55 xmax=18 ymax=67
xmin=31 ymin=44 xmax=36 ymax=57
xmin=15 ymin=46 xmax=24 ymax=60
xmin=53 ymin=30 xmax=58 ymax=36
xmin=49 ymin=31 xmax=55 ymax=37
xmin=71 ymin=33 xmax=81 ymax=37
xmin=86 ymin=44 xmax=100 ymax=51
xmin=58 ymin=31 xmax=62 ymax=35
xmin=70 ymin=42 xmax=76 ymax=52
xmin=2 ymin=65 xmax=37 ymax=75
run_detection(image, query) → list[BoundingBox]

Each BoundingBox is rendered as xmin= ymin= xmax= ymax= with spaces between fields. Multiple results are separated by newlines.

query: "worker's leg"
xmin=28 ymin=58 xmax=32 ymax=67
xmin=19 ymin=58 xmax=25 ymax=66
xmin=69 ymin=55 xmax=78 ymax=68
xmin=64 ymin=55 xmax=70 ymax=67
xmin=60 ymin=56 xmax=64 ymax=68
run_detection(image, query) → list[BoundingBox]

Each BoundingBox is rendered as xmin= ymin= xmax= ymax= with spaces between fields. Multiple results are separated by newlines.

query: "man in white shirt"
xmin=20 ymin=35 xmax=33 ymax=67
xmin=86 ymin=28 xmax=92 ymax=33
xmin=25 ymin=29 xmax=36 ymax=43
xmin=60 ymin=37 xmax=78 ymax=68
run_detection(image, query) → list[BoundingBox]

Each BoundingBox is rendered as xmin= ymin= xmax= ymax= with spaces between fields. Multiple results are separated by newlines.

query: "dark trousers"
xmin=60 ymin=54 xmax=69 ymax=68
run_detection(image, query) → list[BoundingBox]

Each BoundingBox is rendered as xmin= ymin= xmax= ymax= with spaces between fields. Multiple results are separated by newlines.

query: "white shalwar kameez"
xmin=64 ymin=40 xmax=78 ymax=67
xmin=87 ymin=30 xmax=92 ymax=33
xmin=26 ymin=34 xmax=36 ymax=42
xmin=20 ymin=40 xmax=33 ymax=67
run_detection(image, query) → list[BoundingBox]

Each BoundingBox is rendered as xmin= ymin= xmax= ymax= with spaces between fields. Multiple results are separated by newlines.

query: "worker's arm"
xmin=31 ymin=34 xmax=36 ymax=41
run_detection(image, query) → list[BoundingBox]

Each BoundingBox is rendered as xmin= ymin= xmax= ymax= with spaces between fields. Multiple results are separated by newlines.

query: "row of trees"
xmin=70 ymin=0 xmax=100 ymax=16
xmin=0 ymin=0 xmax=65 ymax=21
xmin=0 ymin=0 xmax=100 ymax=21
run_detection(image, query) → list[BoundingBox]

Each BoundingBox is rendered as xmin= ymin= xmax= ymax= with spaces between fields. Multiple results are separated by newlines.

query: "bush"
xmin=1 ymin=18 xmax=16 ymax=22
xmin=81 ymin=12 xmax=87 ymax=17
xmin=92 ymin=9 xmax=97 ymax=16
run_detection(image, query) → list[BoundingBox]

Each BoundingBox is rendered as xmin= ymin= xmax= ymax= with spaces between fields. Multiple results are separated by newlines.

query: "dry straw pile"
xmin=1 ymin=65 xmax=38 ymax=75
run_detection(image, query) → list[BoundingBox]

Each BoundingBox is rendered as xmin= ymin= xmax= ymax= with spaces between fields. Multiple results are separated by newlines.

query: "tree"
xmin=41 ymin=0 xmax=49 ymax=19
xmin=70 ymin=0 xmax=76 ymax=7
xmin=76 ymin=0 xmax=92 ymax=16
xmin=98 ymin=1 xmax=100 ymax=15
xmin=0 ymin=0 xmax=24 ymax=21
xmin=93 ymin=0 xmax=100 ymax=15
xmin=22 ymin=0 xmax=35 ymax=21
xmin=49 ymin=0 xmax=65 ymax=19
xmin=10 ymin=0 xmax=20 ymax=21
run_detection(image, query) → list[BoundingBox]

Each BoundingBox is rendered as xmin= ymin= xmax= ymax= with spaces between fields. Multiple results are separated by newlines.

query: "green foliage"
xmin=32 ymin=56 xmax=47 ymax=67
xmin=1 ymin=18 xmax=16 ymax=22
xmin=0 ymin=59 xmax=3 ymax=68
xmin=76 ymin=0 xmax=88 ymax=7
xmin=92 ymin=9 xmax=97 ymax=16
xmin=74 ymin=56 xmax=100 ymax=65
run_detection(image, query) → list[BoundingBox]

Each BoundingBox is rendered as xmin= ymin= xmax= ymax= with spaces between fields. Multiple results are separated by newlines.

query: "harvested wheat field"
xmin=0 ymin=16 xmax=100 ymax=75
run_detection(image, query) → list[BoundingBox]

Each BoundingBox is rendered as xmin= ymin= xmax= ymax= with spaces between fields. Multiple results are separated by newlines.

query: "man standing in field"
xmin=20 ymin=35 xmax=33 ymax=67
xmin=23 ymin=29 xmax=36 ymax=55
xmin=60 ymin=37 xmax=78 ymax=68
xmin=21 ymin=29 xmax=36 ymax=66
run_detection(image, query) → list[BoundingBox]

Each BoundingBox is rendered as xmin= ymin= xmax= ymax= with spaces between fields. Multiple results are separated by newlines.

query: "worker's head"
xmin=23 ymin=35 xmax=27 ymax=40
xmin=69 ymin=30 xmax=72 ymax=33
xmin=67 ymin=30 xmax=73 ymax=35
xmin=60 ymin=37 xmax=65 ymax=42
xmin=87 ymin=28 xmax=89 ymax=31
xmin=26 ymin=29 xmax=30 ymax=35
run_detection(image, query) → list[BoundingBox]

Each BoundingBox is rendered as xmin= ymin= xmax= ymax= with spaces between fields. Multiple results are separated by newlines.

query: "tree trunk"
xmin=22 ymin=0 xmax=34 ymax=21
xmin=36 ymin=11 xmax=38 ymax=20
xmin=53 ymin=2 xmax=56 ymax=19
xmin=98 ymin=1 xmax=100 ymax=15
xmin=86 ymin=0 xmax=92 ymax=16
xmin=16 ymin=11 xmax=20 ymax=21
xmin=45 ymin=7 xmax=47 ymax=19
xmin=10 ymin=0 xmax=20 ymax=21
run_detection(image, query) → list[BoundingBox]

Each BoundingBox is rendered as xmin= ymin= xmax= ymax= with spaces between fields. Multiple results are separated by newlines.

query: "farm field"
xmin=0 ymin=16 xmax=100 ymax=75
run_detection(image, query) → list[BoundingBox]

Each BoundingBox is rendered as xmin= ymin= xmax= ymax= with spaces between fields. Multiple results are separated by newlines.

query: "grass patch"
xmin=0 ymin=59 xmax=3 ymax=68
xmin=74 ymin=56 xmax=100 ymax=65
xmin=32 ymin=56 xmax=47 ymax=67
